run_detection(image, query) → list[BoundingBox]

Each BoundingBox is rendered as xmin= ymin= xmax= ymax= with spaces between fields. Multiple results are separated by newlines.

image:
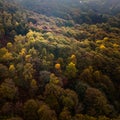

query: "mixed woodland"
xmin=0 ymin=0 xmax=120 ymax=119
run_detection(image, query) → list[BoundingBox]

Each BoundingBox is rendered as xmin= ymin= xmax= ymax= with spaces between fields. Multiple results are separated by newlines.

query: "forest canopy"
xmin=0 ymin=0 xmax=120 ymax=120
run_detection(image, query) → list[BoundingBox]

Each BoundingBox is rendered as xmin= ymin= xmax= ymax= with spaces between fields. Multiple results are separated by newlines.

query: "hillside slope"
xmin=17 ymin=0 xmax=120 ymax=24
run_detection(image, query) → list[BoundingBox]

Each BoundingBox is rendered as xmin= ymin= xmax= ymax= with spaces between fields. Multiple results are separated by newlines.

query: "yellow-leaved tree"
xmin=65 ymin=62 xmax=77 ymax=79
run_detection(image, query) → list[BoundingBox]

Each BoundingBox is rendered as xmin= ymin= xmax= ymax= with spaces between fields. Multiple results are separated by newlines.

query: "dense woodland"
xmin=0 ymin=0 xmax=120 ymax=119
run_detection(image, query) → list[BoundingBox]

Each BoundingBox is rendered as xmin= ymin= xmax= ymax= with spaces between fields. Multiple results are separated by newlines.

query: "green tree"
xmin=62 ymin=89 xmax=78 ymax=111
xmin=50 ymin=73 xmax=61 ymax=85
xmin=84 ymin=87 xmax=114 ymax=116
xmin=38 ymin=104 xmax=57 ymax=120
xmin=80 ymin=66 xmax=94 ymax=85
xmin=0 ymin=64 xmax=9 ymax=79
xmin=0 ymin=79 xmax=18 ymax=101
xmin=59 ymin=108 xmax=72 ymax=120
xmin=1 ymin=102 xmax=13 ymax=117
xmin=23 ymin=99 xmax=38 ymax=120
xmin=45 ymin=94 xmax=60 ymax=114
xmin=38 ymin=71 xmax=51 ymax=92
xmin=30 ymin=79 xmax=38 ymax=97
xmin=80 ymin=66 xmax=115 ymax=101
xmin=23 ymin=63 xmax=35 ymax=82
xmin=74 ymin=114 xmax=96 ymax=120
xmin=44 ymin=83 xmax=65 ymax=112
xmin=75 ymin=82 xmax=88 ymax=101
